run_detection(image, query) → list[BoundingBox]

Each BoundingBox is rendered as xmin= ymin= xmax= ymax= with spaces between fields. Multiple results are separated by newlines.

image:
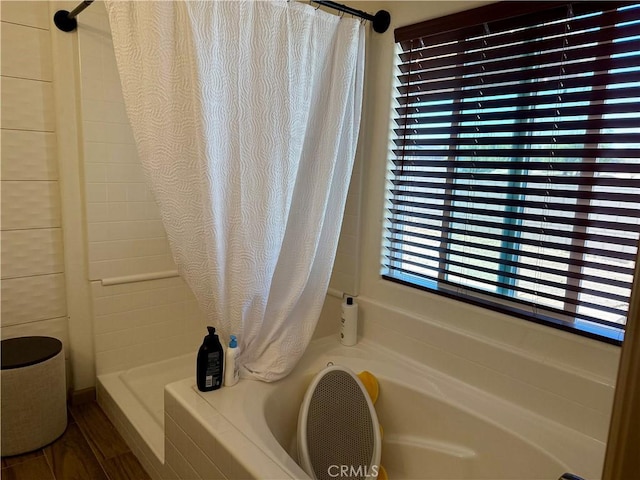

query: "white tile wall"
xmin=1 ymin=181 xmax=61 ymax=230
xmin=75 ymin=1 xmax=206 ymax=376
xmin=0 ymin=1 xmax=50 ymax=29
xmin=1 ymin=130 xmax=58 ymax=180
xmin=1 ymin=229 xmax=65 ymax=279
xmin=92 ymin=277 xmax=204 ymax=374
xmin=1 ymin=20 xmax=52 ymax=81
xmin=1 ymin=1 xmax=68 ymax=348
xmin=0 ymin=76 xmax=55 ymax=131
xmin=77 ymin=1 xmax=176 ymax=283
xmin=1 ymin=274 xmax=67 ymax=326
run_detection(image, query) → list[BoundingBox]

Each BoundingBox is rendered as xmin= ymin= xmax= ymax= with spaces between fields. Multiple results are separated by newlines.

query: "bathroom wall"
xmin=316 ymin=0 xmax=623 ymax=443
xmin=1 ymin=2 xmax=70 ymax=360
xmin=76 ymin=3 xmax=205 ymax=375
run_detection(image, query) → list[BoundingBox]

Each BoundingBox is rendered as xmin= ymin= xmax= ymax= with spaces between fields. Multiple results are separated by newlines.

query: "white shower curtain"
xmin=105 ymin=1 xmax=364 ymax=381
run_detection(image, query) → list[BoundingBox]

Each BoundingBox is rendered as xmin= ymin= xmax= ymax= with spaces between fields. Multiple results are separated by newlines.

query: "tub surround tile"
xmin=95 ymin=332 xmax=199 ymax=375
xmin=91 ymin=276 xmax=204 ymax=375
xmin=93 ymin=301 xmax=199 ymax=335
xmin=164 ymin=414 xmax=226 ymax=480
xmin=165 ymin=379 xmax=294 ymax=480
xmin=164 ymin=440 xmax=201 ymax=480
xmin=95 ymin=315 xmax=199 ymax=354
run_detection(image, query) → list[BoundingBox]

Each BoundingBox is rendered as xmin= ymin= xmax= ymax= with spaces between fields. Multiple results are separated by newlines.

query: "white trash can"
xmin=1 ymin=336 xmax=67 ymax=456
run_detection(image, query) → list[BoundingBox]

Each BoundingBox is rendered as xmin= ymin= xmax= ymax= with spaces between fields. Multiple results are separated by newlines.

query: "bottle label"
xmin=206 ymin=351 xmax=221 ymax=387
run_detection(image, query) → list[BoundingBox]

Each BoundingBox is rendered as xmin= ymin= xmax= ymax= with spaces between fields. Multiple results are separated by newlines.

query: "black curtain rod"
xmin=54 ymin=0 xmax=390 ymax=33
xmin=312 ymin=1 xmax=390 ymax=33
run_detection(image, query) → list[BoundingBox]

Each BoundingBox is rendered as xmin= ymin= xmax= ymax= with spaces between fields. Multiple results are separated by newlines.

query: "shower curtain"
xmin=105 ymin=1 xmax=365 ymax=381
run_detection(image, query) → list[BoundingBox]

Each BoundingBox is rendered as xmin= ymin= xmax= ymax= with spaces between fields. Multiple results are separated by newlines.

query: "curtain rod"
xmin=312 ymin=1 xmax=390 ymax=33
xmin=53 ymin=0 xmax=390 ymax=33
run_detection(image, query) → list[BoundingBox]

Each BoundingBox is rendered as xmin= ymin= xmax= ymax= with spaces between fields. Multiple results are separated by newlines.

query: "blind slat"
xmin=387 ymin=1 xmax=640 ymax=340
xmin=388 ymin=211 xmax=639 ymax=260
xmin=396 ymin=86 xmax=640 ymax=114
xmin=386 ymin=235 xmax=634 ymax=287
xmin=387 ymin=216 xmax=634 ymax=262
xmin=389 ymin=189 xmax=640 ymax=218
xmin=394 ymin=1 xmax=633 ymax=44
xmin=392 ymin=148 xmax=640 ymax=161
xmin=394 ymin=133 xmax=640 ymax=147
xmin=397 ymin=70 xmax=639 ymax=103
xmin=390 ymin=170 xmax=639 ymax=189
xmin=390 ymin=199 xmax=640 ymax=234
xmin=384 ymin=248 xmax=630 ymax=305
xmin=394 ymin=101 xmax=639 ymax=127
xmin=398 ymin=33 xmax=640 ymax=79
xmin=399 ymin=12 xmax=639 ymax=65
xmin=394 ymin=116 xmax=639 ymax=136
xmin=382 ymin=268 xmax=625 ymax=330
xmin=384 ymin=255 xmax=628 ymax=318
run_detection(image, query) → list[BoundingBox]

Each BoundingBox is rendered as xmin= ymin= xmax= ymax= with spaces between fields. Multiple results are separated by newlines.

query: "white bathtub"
xmin=158 ymin=337 xmax=605 ymax=480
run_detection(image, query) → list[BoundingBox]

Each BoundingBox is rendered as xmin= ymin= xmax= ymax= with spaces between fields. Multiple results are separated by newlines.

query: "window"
xmin=384 ymin=1 xmax=640 ymax=343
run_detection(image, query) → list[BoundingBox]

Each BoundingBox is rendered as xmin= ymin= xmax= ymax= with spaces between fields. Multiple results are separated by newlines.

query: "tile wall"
xmin=1 ymin=1 xmax=70 ymax=354
xmin=76 ymin=2 xmax=204 ymax=374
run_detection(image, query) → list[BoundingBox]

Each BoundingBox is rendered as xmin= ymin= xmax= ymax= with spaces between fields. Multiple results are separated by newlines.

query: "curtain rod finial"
xmin=54 ymin=10 xmax=77 ymax=32
xmin=373 ymin=10 xmax=391 ymax=34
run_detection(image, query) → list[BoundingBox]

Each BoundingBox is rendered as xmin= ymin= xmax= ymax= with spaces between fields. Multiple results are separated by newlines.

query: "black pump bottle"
xmin=196 ymin=326 xmax=224 ymax=392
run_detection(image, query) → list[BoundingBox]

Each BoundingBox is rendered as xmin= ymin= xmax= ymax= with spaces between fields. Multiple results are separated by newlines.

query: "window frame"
xmin=383 ymin=1 xmax=640 ymax=345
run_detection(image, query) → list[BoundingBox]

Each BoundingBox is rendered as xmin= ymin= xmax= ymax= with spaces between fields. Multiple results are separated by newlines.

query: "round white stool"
xmin=1 ymin=336 xmax=67 ymax=456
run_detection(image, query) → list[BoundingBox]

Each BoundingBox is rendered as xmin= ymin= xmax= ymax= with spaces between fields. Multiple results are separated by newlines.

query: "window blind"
xmin=385 ymin=1 xmax=640 ymax=342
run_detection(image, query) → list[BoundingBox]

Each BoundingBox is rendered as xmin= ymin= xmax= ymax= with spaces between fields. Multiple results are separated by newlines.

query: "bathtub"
xmin=157 ymin=337 xmax=605 ymax=480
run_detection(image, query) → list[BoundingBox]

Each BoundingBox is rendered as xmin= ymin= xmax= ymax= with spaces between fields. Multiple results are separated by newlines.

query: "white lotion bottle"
xmin=224 ymin=335 xmax=239 ymax=386
xmin=340 ymin=297 xmax=358 ymax=346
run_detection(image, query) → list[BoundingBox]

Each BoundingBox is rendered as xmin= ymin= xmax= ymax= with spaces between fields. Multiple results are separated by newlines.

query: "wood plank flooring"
xmin=1 ymin=401 xmax=150 ymax=480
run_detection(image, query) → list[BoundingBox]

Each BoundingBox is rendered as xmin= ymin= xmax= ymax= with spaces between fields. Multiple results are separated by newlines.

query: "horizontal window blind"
xmin=384 ymin=1 xmax=640 ymax=342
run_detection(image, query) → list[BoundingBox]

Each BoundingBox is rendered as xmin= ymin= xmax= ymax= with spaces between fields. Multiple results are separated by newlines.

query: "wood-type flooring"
xmin=1 ymin=401 xmax=151 ymax=480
